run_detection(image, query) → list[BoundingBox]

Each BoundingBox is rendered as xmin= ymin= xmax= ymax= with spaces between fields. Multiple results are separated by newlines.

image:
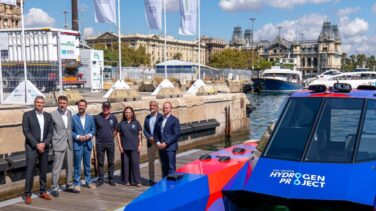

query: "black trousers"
xmin=159 ymin=150 xmax=176 ymax=178
xmin=96 ymin=143 xmax=115 ymax=181
xmin=120 ymin=150 xmax=141 ymax=185
xmin=25 ymin=149 xmax=49 ymax=196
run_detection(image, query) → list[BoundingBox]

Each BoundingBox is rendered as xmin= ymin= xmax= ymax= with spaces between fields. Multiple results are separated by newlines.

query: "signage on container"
xmin=60 ymin=35 xmax=79 ymax=60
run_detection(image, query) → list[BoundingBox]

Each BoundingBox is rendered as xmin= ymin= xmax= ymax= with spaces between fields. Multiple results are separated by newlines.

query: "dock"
xmin=0 ymin=149 xmax=209 ymax=211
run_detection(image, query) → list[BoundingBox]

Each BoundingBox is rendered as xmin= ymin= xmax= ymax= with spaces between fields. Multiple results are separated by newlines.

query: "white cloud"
xmin=252 ymin=14 xmax=374 ymax=54
xmin=24 ymin=8 xmax=55 ymax=28
xmin=83 ymin=27 xmax=94 ymax=38
xmin=337 ymin=7 xmax=360 ymax=17
xmin=254 ymin=14 xmax=327 ymax=41
xmin=339 ymin=17 xmax=368 ymax=37
xmin=372 ymin=3 xmax=376 ymax=14
xmin=339 ymin=16 xmax=370 ymax=54
xmin=219 ymin=0 xmax=333 ymax=11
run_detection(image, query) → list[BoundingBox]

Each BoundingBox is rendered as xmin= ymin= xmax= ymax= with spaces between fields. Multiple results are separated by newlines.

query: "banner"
xmin=94 ymin=0 xmax=117 ymax=24
xmin=0 ymin=33 xmax=9 ymax=50
xmin=0 ymin=0 xmax=16 ymax=6
xmin=179 ymin=0 xmax=197 ymax=36
xmin=144 ymin=0 xmax=162 ymax=31
xmin=60 ymin=35 xmax=79 ymax=60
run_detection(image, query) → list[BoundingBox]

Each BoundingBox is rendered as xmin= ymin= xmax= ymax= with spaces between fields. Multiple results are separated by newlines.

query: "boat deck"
xmin=0 ymin=149 xmax=209 ymax=211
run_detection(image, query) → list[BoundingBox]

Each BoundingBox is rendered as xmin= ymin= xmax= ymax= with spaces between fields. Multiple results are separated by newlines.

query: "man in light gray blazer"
xmin=50 ymin=96 xmax=78 ymax=197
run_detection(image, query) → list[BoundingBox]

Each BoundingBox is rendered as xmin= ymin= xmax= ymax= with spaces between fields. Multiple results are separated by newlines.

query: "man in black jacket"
xmin=22 ymin=96 xmax=53 ymax=204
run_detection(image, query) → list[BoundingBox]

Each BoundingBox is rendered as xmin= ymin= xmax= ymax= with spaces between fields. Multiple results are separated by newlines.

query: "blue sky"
xmin=23 ymin=0 xmax=376 ymax=55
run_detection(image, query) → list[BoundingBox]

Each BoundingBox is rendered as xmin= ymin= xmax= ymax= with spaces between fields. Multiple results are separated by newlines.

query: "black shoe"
xmin=65 ymin=187 xmax=80 ymax=193
xmin=149 ymin=181 xmax=156 ymax=186
xmin=96 ymin=179 xmax=104 ymax=187
xmin=109 ymin=180 xmax=116 ymax=186
xmin=50 ymin=190 xmax=59 ymax=197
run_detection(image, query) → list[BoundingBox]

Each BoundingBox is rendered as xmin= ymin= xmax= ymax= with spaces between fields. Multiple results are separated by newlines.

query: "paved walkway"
xmin=0 ymin=149 xmax=208 ymax=211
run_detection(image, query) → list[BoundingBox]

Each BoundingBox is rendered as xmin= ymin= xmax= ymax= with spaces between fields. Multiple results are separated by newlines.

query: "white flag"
xmin=94 ymin=0 xmax=117 ymax=24
xmin=179 ymin=0 xmax=197 ymax=36
xmin=0 ymin=0 xmax=16 ymax=5
xmin=144 ymin=0 xmax=162 ymax=31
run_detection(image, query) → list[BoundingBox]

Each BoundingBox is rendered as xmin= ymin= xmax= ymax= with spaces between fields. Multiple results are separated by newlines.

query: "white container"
xmin=0 ymin=27 xmax=80 ymax=63
xmin=80 ymin=49 xmax=104 ymax=92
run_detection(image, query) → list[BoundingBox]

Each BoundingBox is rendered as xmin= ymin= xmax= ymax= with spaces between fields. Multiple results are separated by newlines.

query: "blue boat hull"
xmin=252 ymin=78 xmax=303 ymax=93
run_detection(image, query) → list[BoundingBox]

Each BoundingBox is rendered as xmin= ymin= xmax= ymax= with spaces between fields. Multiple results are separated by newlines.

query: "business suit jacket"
xmin=155 ymin=114 xmax=180 ymax=151
xmin=143 ymin=113 xmax=163 ymax=148
xmin=71 ymin=113 xmax=96 ymax=151
xmin=51 ymin=109 xmax=73 ymax=152
xmin=22 ymin=109 xmax=53 ymax=151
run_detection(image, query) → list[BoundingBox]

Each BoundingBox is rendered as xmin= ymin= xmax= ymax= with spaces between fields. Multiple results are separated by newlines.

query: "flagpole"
xmin=20 ymin=0 xmax=27 ymax=104
xmin=163 ymin=0 xmax=167 ymax=79
xmin=118 ymin=0 xmax=122 ymax=81
xmin=198 ymin=0 xmax=201 ymax=80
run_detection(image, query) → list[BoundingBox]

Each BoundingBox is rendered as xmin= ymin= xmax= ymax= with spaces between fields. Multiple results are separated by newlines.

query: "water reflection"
xmin=200 ymin=93 xmax=288 ymax=151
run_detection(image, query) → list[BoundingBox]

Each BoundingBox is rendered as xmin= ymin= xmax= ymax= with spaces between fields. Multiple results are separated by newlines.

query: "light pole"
xmin=250 ymin=18 xmax=256 ymax=70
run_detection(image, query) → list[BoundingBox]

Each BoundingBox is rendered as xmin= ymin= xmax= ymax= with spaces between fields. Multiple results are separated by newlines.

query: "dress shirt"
xmin=60 ymin=110 xmax=68 ymax=129
xmin=36 ymin=111 xmax=44 ymax=142
xmin=161 ymin=113 xmax=171 ymax=134
xmin=149 ymin=114 xmax=157 ymax=136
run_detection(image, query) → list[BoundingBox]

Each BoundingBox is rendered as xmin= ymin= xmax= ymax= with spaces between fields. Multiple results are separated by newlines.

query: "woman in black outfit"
xmin=117 ymin=106 xmax=142 ymax=186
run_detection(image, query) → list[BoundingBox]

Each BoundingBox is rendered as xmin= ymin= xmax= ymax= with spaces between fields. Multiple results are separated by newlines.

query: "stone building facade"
xmin=230 ymin=21 xmax=342 ymax=75
xmin=0 ymin=0 xmax=21 ymax=29
xmin=86 ymin=33 xmax=206 ymax=66
xmin=201 ymin=36 xmax=227 ymax=64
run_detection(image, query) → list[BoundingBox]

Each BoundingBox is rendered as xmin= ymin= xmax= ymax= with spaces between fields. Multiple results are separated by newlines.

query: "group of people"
xmin=22 ymin=96 xmax=180 ymax=204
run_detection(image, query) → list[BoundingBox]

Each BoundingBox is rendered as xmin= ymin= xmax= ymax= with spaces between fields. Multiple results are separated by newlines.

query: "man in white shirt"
xmin=71 ymin=99 xmax=96 ymax=192
xmin=22 ymin=96 xmax=53 ymax=204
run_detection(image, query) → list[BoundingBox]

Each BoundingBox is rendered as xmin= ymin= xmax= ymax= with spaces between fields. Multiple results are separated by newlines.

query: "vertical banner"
xmin=144 ymin=0 xmax=163 ymax=30
xmin=0 ymin=0 xmax=16 ymax=5
xmin=94 ymin=0 xmax=117 ymax=23
xmin=179 ymin=0 xmax=197 ymax=35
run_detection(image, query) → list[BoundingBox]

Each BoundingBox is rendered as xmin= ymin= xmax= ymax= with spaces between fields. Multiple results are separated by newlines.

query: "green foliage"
xmin=93 ymin=43 xmax=151 ymax=67
xmin=173 ymin=52 xmax=183 ymax=60
xmin=208 ymin=48 xmax=273 ymax=70
xmin=341 ymin=53 xmax=376 ymax=71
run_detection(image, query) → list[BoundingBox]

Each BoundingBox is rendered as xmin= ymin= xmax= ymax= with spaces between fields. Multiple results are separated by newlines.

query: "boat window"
xmin=357 ymin=100 xmax=376 ymax=162
xmin=264 ymin=98 xmax=322 ymax=161
xmin=305 ymin=99 xmax=363 ymax=163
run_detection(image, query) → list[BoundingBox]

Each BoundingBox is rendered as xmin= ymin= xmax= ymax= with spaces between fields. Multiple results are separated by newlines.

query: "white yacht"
xmin=309 ymin=71 xmax=376 ymax=88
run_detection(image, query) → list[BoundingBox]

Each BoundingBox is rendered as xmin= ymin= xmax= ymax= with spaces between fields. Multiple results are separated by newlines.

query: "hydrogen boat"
xmin=224 ymin=83 xmax=376 ymax=210
xmin=123 ymin=83 xmax=375 ymax=211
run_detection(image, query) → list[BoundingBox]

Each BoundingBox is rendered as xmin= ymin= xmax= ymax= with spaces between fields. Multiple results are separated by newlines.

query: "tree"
xmin=94 ymin=43 xmax=151 ymax=67
xmin=209 ymin=49 xmax=254 ymax=69
xmin=173 ymin=52 xmax=183 ymax=60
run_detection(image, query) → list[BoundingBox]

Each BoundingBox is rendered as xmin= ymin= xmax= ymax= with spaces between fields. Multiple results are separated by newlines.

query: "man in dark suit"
xmin=155 ymin=102 xmax=180 ymax=178
xmin=143 ymin=100 xmax=163 ymax=185
xmin=22 ymin=96 xmax=53 ymax=204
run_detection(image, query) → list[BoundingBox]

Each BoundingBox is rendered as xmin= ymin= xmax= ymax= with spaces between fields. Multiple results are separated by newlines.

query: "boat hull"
xmin=252 ymin=78 xmax=303 ymax=93
xmin=123 ymin=142 xmax=258 ymax=211
xmin=223 ymin=157 xmax=376 ymax=209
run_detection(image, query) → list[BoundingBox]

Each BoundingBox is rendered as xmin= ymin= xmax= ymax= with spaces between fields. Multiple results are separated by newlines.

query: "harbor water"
xmin=201 ymin=93 xmax=289 ymax=150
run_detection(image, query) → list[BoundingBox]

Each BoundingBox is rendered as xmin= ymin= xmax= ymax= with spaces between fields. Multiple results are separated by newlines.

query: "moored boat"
xmin=252 ymin=67 xmax=303 ymax=93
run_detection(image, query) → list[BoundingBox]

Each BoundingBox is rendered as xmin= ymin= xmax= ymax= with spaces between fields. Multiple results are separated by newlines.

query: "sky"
xmin=23 ymin=0 xmax=376 ymax=55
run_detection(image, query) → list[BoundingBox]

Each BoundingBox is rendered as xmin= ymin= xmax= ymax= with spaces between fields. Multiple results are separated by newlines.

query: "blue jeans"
xmin=73 ymin=143 xmax=92 ymax=186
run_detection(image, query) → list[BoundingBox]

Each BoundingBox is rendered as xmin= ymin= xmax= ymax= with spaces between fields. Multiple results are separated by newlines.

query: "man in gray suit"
xmin=50 ymin=96 xmax=78 ymax=197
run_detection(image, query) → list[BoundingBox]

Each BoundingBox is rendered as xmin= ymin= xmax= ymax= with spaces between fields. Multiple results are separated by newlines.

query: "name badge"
xmin=110 ymin=119 xmax=114 ymax=125
xmin=132 ymin=124 xmax=136 ymax=129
